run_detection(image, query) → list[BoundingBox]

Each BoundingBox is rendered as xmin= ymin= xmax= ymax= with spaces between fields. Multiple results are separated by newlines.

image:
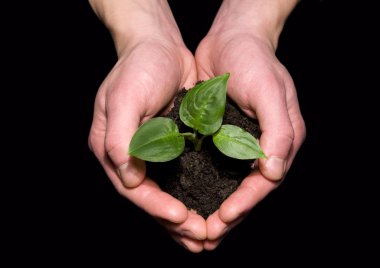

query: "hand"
xmin=88 ymin=0 xmax=206 ymax=252
xmin=195 ymin=0 xmax=306 ymax=250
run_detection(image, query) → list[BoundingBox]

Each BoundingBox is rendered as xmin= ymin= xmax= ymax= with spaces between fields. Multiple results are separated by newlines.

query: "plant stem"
xmin=181 ymin=132 xmax=197 ymax=146
xmin=194 ymin=135 xmax=207 ymax=151
xmin=181 ymin=131 xmax=206 ymax=151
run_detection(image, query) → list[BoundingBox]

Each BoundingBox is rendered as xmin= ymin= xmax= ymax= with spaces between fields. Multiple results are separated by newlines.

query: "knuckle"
xmin=294 ymin=116 xmax=307 ymax=143
xmin=88 ymin=134 xmax=94 ymax=153
xmin=88 ymin=130 xmax=102 ymax=156
xmin=299 ymin=120 xmax=307 ymax=141
xmin=104 ymin=136 xmax=121 ymax=155
xmin=105 ymin=134 xmax=131 ymax=166
xmin=282 ymin=126 xmax=295 ymax=143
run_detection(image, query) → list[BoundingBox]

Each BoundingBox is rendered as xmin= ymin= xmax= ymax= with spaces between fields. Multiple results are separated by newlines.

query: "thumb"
xmin=258 ymin=130 xmax=293 ymax=181
xmin=105 ymin=96 xmax=146 ymax=188
xmin=255 ymin=89 xmax=294 ymax=181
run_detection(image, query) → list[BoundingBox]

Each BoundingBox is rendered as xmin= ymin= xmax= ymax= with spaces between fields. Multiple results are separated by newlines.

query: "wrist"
xmin=208 ymin=0 xmax=298 ymax=50
xmin=89 ymin=0 xmax=184 ymax=57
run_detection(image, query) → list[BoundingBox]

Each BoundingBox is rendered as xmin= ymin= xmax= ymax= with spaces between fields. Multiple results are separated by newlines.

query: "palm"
xmin=104 ymin=43 xmax=194 ymax=118
xmin=197 ymin=35 xmax=289 ymax=114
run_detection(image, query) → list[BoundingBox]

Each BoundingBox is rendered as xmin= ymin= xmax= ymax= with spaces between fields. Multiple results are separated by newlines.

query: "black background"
xmin=6 ymin=0 xmax=376 ymax=265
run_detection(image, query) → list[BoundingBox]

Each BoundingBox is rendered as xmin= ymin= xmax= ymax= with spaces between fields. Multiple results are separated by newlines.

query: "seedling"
xmin=128 ymin=73 xmax=266 ymax=162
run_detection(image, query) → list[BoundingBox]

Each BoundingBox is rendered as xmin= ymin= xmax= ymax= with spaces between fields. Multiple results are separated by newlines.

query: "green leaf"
xmin=128 ymin=117 xmax=185 ymax=162
xmin=180 ymin=73 xmax=229 ymax=135
xmin=212 ymin=124 xmax=266 ymax=160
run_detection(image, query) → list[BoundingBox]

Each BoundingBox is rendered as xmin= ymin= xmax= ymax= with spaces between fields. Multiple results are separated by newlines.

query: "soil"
xmin=146 ymin=89 xmax=260 ymax=219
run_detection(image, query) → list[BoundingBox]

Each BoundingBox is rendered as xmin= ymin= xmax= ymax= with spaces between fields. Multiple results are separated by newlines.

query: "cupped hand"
xmin=88 ymin=37 xmax=207 ymax=252
xmin=195 ymin=31 xmax=306 ymax=250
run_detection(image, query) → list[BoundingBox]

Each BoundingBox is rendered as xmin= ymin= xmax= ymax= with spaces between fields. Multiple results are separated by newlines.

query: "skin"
xmin=88 ymin=0 xmax=206 ymax=253
xmin=195 ymin=0 xmax=306 ymax=249
xmin=88 ymin=0 xmax=306 ymax=252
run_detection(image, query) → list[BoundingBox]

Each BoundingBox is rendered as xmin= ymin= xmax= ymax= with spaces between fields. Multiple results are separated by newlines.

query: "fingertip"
xmin=204 ymin=238 xmax=224 ymax=251
xmin=118 ymin=157 xmax=146 ymax=188
xmin=187 ymin=211 xmax=207 ymax=240
xmin=206 ymin=212 xmax=228 ymax=240
xmin=172 ymin=235 xmax=204 ymax=253
xmin=219 ymin=186 xmax=252 ymax=223
xmin=258 ymin=156 xmax=286 ymax=181
xmin=219 ymin=202 xmax=240 ymax=223
xmin=182 ymin=240 xmax=204 ymax=253
xmin=165 ymin=201 xmax=188 ymax=224
xmin=187 ymin=243 xmax=204 ymax=253
xmin=125 ymin=179 xmax=189 ymax=224
xmin=161 ymin=211 xmax=206 ymax=241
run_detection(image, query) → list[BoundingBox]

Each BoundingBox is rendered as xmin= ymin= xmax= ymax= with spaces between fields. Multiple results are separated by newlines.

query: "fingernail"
xmin=117 ymin=159 xmax=145 ymax=188
xmin=265 ymin=156 xmax=286 ymax=181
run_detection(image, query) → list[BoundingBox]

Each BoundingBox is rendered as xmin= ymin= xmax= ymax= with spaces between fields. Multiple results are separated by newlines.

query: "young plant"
xmin=128 ymin=73 xmax=266 ymax=162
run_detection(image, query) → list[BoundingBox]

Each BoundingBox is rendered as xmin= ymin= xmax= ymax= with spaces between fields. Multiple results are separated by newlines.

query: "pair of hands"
xmin=88 ymin=0 xmax=305 ymax=253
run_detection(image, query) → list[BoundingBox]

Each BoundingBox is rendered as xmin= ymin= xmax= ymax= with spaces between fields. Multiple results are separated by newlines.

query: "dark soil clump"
xmin=146 ymin=89 xmax=260 ymax=218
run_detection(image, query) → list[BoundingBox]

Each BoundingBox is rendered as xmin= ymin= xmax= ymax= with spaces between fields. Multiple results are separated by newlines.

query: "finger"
xmin=92 ymin=132 xmax=188 ymax=222
xmin=105 ymin=85 xmax=146 ymax=188
xmin=206 ymin=210 xmax=244 ymax=240
xmin=203 ymin=236 xmax=226 ymax=251
xmin=171 ymin=233 xmax=204 ymax=253
xmin=287 ymin=116 xmax=306 ymax=167
xmin=158 ymin=210 xmax=207 ymax=240
xmin=284 ymin=78 xmax=307 ymax=168
xmin=180 ymin=49 xmax=198 ymax=89
xmin=250 ymin=80 xmax=294 ymax=181
xmin=123 ymin=177 xmax=189 ymax=222
xmin=219 ymin=169 xmax=279 ymax=223
xmin=113 ymin=170 xmax=188 ymax=223
xmin=196 ymin=66 xmax=219 ymax=84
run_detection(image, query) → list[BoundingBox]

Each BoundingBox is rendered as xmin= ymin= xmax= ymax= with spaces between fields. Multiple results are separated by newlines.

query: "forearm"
xmin=209 ymin=0 xmax=298 ymax=49
xmin=89 ymin=0 xmax=183 ymax=56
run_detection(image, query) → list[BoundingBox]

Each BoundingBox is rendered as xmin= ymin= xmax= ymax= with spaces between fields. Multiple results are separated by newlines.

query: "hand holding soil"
xmin=89 ymin=0 xmax=306 ymax=253
xmin=194 ymin=8 xmax=306 ymax=248
xmin=88 ymin=0 xmax=207 ymax=252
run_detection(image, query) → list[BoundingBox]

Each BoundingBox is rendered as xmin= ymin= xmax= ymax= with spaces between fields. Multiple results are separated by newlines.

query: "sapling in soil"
xmin=129 ymin=73 xmax=266 ymax=162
